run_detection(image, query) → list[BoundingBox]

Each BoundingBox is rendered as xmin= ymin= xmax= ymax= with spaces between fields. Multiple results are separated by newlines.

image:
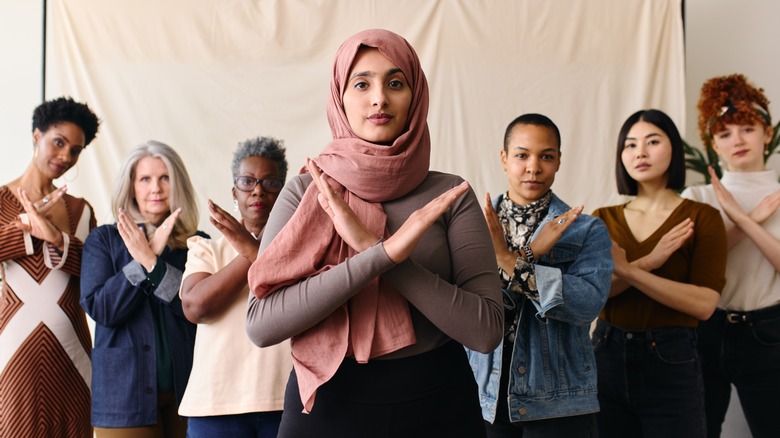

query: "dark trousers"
xmin=592 ymin=320 xmax=706 ymax=438
xmin=485 ymin=413 xmax=598 ymax=438
xmin=277 ymin=340 xmax=485 ymax=438
xmin=187 ymin=411 xmax=282 ymax=438
xmin=698 ymin=304 xmax=780 ymax=438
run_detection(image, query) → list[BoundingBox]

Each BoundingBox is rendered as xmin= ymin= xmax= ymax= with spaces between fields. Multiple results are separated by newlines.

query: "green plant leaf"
xmin=683 ymin=139 xmax=719 ymax=184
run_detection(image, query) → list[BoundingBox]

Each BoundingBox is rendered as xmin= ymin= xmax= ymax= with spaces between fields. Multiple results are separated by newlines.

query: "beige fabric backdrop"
xmin=45 ymin=0 xmax=685 ymax=233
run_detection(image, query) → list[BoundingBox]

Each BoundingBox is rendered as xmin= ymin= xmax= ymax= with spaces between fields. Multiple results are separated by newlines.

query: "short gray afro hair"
xmin=231 ymin=136 xmax=288 ymax=181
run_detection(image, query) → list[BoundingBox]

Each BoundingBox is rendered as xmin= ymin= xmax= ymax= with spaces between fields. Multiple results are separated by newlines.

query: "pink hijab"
xmin=248 ymin=29 xmax=430 ymax=412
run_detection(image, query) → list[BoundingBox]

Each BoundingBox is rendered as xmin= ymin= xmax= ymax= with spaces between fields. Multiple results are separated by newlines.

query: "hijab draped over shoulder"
xmin=248 ymin=29 xmax=430 ymax=412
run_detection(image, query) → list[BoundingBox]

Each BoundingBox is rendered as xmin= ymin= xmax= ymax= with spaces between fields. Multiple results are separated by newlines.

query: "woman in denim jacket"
xmin=467 ymin=114 xmax=613 ymax=437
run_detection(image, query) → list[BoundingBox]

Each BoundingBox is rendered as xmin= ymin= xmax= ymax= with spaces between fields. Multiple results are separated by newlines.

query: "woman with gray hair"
xmin=178 ymin=136 xmax=291 ymax=437
xmin=80 ymin=140 xmax=206 ymax=437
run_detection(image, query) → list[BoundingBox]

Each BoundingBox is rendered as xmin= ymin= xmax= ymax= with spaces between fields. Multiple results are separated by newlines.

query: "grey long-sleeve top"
xmin=247 ymin=171 xmax=503 ymax=358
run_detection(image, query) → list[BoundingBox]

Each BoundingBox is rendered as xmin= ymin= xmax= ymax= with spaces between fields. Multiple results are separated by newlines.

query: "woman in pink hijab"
xmin=247 ymin=29 xmax=503 ymax=437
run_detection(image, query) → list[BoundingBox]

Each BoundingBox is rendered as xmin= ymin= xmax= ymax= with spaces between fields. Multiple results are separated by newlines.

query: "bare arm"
xmin=611 ymin=240 xmax=719 ymax=320
xmin=708 ymin=168 xmax=780 ymax=269
xmin=181 ymin=257 xmax=252 ymax=323
xmin=609 ymin=205 xmax=726 ymax=321
xmin=181 ymin=200 xmax=259 ymax=323
xmin=608 ymin=218 xmax=694 ymax=297
xmin=483 ymin=192 xmax=582 ymax=272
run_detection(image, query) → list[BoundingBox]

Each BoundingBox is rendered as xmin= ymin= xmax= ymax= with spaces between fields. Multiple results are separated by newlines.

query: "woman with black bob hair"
xmin=614 ymin=109 xmax=687 ymax=195
xmin=592 ymin=109 xmax=727 ymax=438
xmin=0 ymin=97 xmax=99 ymax=438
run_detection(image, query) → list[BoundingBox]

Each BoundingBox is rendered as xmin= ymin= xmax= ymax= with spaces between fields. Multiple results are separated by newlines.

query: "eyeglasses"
xmin=233 ymin=176 xmax=284 ymax=193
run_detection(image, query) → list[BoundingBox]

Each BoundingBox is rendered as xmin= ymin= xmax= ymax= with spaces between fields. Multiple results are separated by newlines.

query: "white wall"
xmin=0 ymin=0 xmax=43 ymax=181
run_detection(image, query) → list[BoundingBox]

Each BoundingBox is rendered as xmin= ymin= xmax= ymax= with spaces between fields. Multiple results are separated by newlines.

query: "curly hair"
xmin=231 ymin=136 xmax=288 ymax=181
xmin=697 ymin=74 xmax=771 ymax=145
xmin=32 ymin=96 xmax=101 ymax=146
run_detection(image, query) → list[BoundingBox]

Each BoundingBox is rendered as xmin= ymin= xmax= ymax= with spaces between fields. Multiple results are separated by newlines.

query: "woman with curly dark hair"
xmin=682 ymin=74 xmax=780 ymax=438
xmin=0 ymin=97 xmax=100 ymax=438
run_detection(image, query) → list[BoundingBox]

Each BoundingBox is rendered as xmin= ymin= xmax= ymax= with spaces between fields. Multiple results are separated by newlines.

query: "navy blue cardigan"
xmin=80 ymin=224 xmax=206 ymax=427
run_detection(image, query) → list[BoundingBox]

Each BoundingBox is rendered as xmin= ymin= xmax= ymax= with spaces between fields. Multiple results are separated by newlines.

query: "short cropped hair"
xmin=503 ymin=113 xmax=562 ymax=151
xmin=615 ymin=109 xmax=685 ymax=196
xmin=231 ymin=136 xmax=288 ymax=182
xmin=32 ymin=97 xmax=100 ymax=146
xmin=111 ymin=140 xmax=199 ymax=249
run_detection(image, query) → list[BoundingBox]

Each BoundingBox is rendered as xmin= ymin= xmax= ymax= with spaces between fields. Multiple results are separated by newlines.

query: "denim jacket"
xmin=466 ymin=192 xmax=613 ymax=423
xmin=80 ymin=225 xmax=204 ymax=427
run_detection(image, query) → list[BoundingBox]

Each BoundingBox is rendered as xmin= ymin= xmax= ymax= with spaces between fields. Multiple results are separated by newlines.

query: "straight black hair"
xmin=615 ymin=109 xmax=685 ymax=195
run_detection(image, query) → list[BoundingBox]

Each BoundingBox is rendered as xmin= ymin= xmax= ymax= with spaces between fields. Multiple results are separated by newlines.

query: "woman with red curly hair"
xmin=682 ymin=74 xmax=780 ymax=438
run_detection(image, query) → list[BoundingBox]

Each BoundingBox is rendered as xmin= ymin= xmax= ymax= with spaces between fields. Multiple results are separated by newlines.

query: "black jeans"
xmin=592 ymin=320 xmax=706 ymax=438
xmin=698 ymin=304 xmax=780 ymax=438
xmin=485 ymin=413 xmax=598 ymax=438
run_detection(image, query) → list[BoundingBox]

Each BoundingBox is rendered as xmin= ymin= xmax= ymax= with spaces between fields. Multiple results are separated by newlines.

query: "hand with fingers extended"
xmin=32 ymin=185 xmax=68 ymax=216
xmin=483 ymin=193 xmax=510 ymax=257
xmin=483 ymin=192 xmax=515 ymax=271
xmin=307 ymin=158 xmax=470 ymax=264
xmin=382 ymin=181 xmax=469 ymax=264
xmin=149 ymin=208 xmax=181 ymax=256
xmin=307 ymin=158 xmax=381 ymax=252
xmin=116 ymin=208 xmax=157 ymax=271
xmin=750 ymin=189 xmax=780 ymax=224
xmin=14 ymin=187 xmax=65 ymax=248
xmin=529 ymin=205 xmax=584 ymax=258
xmin=610 ymin=239 xmax=631 ymax=278
xmin=208 ymin=200 xmax=259 ymax=261
xmin=709 ymin=166 xmax=749 ymax=224
xmin=641 ymin=218 xmax=694 ymax=271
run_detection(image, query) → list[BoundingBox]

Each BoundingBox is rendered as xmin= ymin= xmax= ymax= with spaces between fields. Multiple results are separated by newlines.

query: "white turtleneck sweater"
xmin=682 ymin=170 xmax=780 ymax=311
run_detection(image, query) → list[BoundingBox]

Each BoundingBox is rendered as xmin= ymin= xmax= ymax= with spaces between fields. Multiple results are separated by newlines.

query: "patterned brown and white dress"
xmin=0 ymin=185 xmax=95 ymax=437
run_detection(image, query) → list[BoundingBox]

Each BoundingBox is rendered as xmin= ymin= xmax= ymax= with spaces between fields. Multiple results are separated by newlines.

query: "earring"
xmin=765 ymin=145 xmax=771 ymax=156
xmin=233 ymin=199 xmax=239 ymax=213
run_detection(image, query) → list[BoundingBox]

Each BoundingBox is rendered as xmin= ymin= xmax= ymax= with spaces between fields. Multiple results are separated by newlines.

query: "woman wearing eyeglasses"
xmin=179 ymin=137 xmax=292 ymax=437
